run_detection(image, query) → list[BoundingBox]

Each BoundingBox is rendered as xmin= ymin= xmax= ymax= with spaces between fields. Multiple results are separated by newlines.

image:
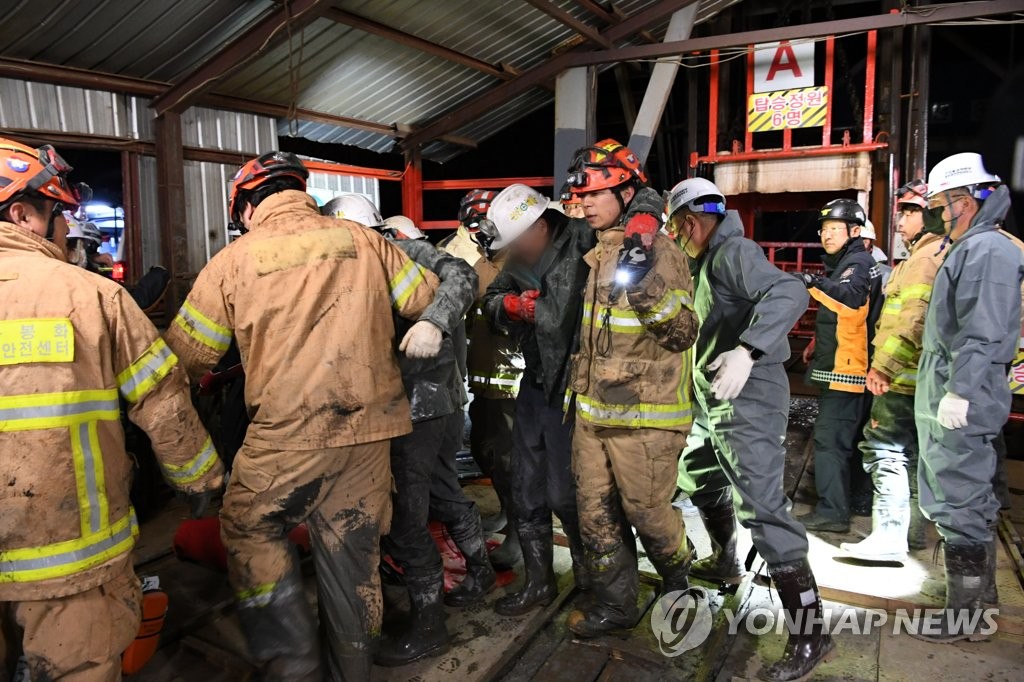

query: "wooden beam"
xmin=524 ymin=0 xmax=615 ymax=49
xmin=322 ymin=8 xmax=515 ymax=80
xmin=402 ymin=0 xmax=700 ymax=148
xmin=151 ymin=0 xmax=334 ymax=116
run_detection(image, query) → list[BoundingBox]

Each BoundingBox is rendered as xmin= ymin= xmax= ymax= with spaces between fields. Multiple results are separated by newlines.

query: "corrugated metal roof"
xmin=1 ymin=0 xmax=742 ymax=161
xmin=0 ymin=0 xmax=276 ymax=82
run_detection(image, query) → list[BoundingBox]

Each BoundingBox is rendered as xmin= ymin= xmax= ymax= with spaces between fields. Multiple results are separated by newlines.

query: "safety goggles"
xmin=897 ymin=178 xmax=927 ymax=199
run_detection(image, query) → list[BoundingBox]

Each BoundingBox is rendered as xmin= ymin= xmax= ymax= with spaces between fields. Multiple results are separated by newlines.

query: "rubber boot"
xmin=910 ymin=542 xmax=989 ymax=644
xmin=481 ymin=508 xmax=507 ymax=534
xmin=758 ymin=558 xmax=835 ymax=682
xmin=236 ymin=569 xmax=321 ymax=681
xmin=908 ymin=501 xmax=929 ymax=551
xmin=444 ymin=512 xmax=497 ymax=607
xmin=566 ymin=543 xmax=639 ymax=638
xmin=691 ymin=499 xmax=744 ymax=585
xmin=569 ymin=535 xmax=592 ymax=592
xmin=495 ymin=531 xmax=558 ymax=616
xmin=839 ymin=502 xmax=909 ymax=563
xmin=650 ymin=537 xmax=696 ymax=596
xmin=488 ymin=522 xmax=523 ymax=570
xmin=375 ymin=568 xmax=450 ymax=666
xmin=982 ymin=534 xmax=999 ymax=607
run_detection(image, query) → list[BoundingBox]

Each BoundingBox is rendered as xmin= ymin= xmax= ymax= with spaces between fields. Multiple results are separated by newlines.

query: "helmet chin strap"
xmin=45 ymin=201 xmax=63 ymax=242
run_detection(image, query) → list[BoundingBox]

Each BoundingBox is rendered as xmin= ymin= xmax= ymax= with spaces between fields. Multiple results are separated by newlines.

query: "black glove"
xmin=793 ymin=271 xmax=823 ymax=289
xmin=614 ymin=235 xmax=654 ymax=292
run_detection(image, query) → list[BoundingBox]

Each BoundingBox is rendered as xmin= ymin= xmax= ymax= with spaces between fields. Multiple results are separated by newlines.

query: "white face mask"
xmin=66 ymin=240 xmax=88 ymax=268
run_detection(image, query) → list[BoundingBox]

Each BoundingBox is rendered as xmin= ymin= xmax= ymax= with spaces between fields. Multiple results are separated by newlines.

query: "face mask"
xmin=921 ymin=205 xmax=947 ymax=236
xmin=66 ymin=240 xmax=88 ymax=267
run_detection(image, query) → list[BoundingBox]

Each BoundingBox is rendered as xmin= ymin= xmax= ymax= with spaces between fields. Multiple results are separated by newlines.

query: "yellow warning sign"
xmin=747 ymin=86 xmax=829 ymax=133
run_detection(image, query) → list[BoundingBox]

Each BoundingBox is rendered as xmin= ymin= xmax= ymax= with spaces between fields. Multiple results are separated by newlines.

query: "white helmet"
xmin=322 ymin=193 xmax=385 ymax=229
xmin=383 ymin=215 xmax=426 ymax=240
xmin=926 ymin=152 xmax=1001 ymax=198
xmin=64 ymin=213 xmax=103 ymax=245
xmin=860 ymin=218 xmax=877 ymax=240
xmin=487 ymin=184 xmax=549 ymax=250
xmin=666 ymin=177 xmax=726 ymax=219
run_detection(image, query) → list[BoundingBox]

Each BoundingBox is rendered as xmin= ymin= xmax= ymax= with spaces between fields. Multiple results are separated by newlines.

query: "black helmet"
xmin=818 ymin=198 xmax=866 ymax=227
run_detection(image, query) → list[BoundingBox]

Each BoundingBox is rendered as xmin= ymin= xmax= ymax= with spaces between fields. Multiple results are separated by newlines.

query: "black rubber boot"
xmin=375 ymin=569 xmax=450 ymax=667
xmin=567 ymin=543 xmax=639 ymax=638
xmin=488 ymin=522 xmax=523 ymax=570
xmin=650 ymin=536 xmax=696 ymax=596
xmin=444 ymin=512 xmax=497 ymax=607
xmin=795 ymin=510 xmax=850 ymax=533
xmin=982 ymin=531 xmax=999 ymax=607
xmin=691 ymin=499 xmax=744 ymax=585
xmin=910 ymin=541 xmax=989 ymax=644
xmin=495 ymin=531 xmax=558 ymax=616
xmin=236 ymin=568 xmax=321 ymax=681
xmin=908 ymin=501 xmax=929 ymax=551
xmin=758 ymin=558 xmax=835 ymax=682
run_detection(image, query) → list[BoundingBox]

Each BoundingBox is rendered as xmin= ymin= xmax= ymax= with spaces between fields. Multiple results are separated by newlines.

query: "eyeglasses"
xmin=817 ymin=225 xmax=848 ymax=236
xmin=927 ymin=196 xmax=964 ymax=212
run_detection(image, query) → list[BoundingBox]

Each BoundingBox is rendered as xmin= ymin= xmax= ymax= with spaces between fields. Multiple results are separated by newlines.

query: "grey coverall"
xmin=385 ymin=238 xmax=481 ymax=575
xmin=916 ymin=187 xmax=1024 ymax=545
xmin=676 ymin=213 xmax=811 ymax=564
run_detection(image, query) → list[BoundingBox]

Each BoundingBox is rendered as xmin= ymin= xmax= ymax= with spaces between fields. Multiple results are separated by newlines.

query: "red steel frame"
xmin=693 ymin=31 xmax=884 ymax=168
xmin=305 ymin=158 xmax=553 ymax=231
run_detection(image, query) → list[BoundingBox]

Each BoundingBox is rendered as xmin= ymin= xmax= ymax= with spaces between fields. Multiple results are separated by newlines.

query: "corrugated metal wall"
xmin=0 ymin=78 xmax=152 ymax=138
xmin=306 ymin=170 xmax=380 ymax=207
xmin=2 ymin=77 xmax=381 ymax=275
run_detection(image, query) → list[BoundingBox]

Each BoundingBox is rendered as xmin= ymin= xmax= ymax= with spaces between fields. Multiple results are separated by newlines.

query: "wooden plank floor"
xmin=129 ymin=395 xmax=1024 ymax=681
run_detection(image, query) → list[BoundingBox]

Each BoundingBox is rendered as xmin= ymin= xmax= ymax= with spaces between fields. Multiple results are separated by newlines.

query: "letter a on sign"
xmin=753 ymin=41 xmax=815 ymax=93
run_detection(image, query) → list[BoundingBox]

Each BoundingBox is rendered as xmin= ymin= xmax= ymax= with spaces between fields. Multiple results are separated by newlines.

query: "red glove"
xmin=624 ymin=213 xmax=660 ymax=249
xmin=503 ymin=290 xmax=541 ymax=323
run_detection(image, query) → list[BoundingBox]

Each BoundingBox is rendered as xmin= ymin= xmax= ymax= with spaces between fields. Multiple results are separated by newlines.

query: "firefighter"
xmin=482 ymin=183 xmax=595 ymax=616
xmin=795 ymin=199 xmax=882 ymax=533
xmin=559 ymin=184 xmax=585 ymax=219
xmin=321 ymin=194 xmax=487 ymax=667
xmin=911 ymin=153 xmax=1023 ymax=643
xmin=839 ymin=181 xmax=945 ymax=563
xmin=0 ymin=138 xmax=225 ymax=680
xmin=165 ymin=153 xmax=441 ymax=680
xmin=443 ymin=190 xmax=525 ymax=568
xmin=565 ymin=140 xmax=699 ymax=638
xmin=668 ymin=177 xmax=832 ymax=680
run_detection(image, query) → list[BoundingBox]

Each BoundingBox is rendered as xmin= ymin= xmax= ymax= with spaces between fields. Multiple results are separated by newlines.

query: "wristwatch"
xmin=739 ymin=342 xmax=765 ymax=361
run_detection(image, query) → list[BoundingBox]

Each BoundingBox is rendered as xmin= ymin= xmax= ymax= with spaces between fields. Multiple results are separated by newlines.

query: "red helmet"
xmin=458 ymin=189 xmax=497 ymax=229
xmin=228 ymin=151 xmax=308 ymax=228
xmin=896 ymin=179 xmax=928 ymax=210
xmin=565 ymin=139 xmax=647 ymax=193
xmin=0 ymin=138 xmax=83 ymax=211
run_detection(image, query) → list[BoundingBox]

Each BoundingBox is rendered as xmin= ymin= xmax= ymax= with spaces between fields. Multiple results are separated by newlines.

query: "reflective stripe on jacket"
xmin=570 ymin=228 xmax=698 ymax=432
xmin=0 ymin=224 xmax=223 ymax=600
xmin=807 ymin=237 xmax=883 ymax=393
xmin=462 ymin=249 xmax=525 ymax=400
xmin=164 ymin=190 xmax=440 ymax=449
xmin=870 ymin=232 xmax=945 ymax=394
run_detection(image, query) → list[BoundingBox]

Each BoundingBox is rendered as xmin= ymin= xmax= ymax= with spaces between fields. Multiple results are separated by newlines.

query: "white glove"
xmin=399 ymin=320 xmax=443 ymax=358
xmin=937 ymin=392 xmax=969 ymax=430
xmin=707 ymin=346 xmax=755 ymax=401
